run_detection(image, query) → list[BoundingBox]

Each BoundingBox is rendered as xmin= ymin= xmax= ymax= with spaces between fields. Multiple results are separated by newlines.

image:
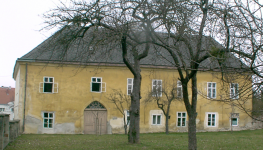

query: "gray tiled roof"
xmin=19 ymin=26 xmax=247 ymax=70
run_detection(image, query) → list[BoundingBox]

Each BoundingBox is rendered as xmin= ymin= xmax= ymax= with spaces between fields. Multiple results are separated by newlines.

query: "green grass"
xmin=6 ymin=129 xmax=263 ymax=150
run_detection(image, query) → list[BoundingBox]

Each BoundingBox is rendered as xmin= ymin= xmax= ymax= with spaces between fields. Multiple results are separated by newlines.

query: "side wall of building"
xmin=14 ymin=65 xmax=26 ymax=132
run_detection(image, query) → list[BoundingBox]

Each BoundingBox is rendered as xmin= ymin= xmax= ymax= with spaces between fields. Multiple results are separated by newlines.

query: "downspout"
xmin=23 ymin=63 xmax=28 ymax=132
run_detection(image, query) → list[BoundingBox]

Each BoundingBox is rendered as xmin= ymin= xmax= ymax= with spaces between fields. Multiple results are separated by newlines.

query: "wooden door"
xmin=84 ymin=110 xmax=107 ymax=134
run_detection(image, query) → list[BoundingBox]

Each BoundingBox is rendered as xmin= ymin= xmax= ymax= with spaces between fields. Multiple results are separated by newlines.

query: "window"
xmin=127 ymin=78 xmax=133 ymax=95
xmin=230 ymin=83 xmax=239 ymax=99
xmin=152 ymin=79 xmax=162 ymax=97
xmin=231 ymin=118 xmax=238 ymax=126
xmin=43 ymin=112 xmax=54 ymax=128
xmin=39 ymin=77 xmax=58 ymax=93
xmin=90 ymin=77 xmax=106 ymax=92
xmin=207 ymin=82 xmax=216 ymax=98
xmin=125 ymin=110 xmax=130 ymax=125
xmin=0 ymin=108 xmax=5 ymax=112
xmin=207 ymin=113 xmax=216 ymax=127
xmin=231 ymin=113 xmax=239 ymax=126
xmin=177 ymin=81 xmax=182 ymax=98
xmin=152 ymin=114 xmax=161 ymax=125
xmin=177 ymin=112 xmax=187 ymax=127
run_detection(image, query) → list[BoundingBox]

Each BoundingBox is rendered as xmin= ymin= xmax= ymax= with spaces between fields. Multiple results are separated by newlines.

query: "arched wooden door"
xmin=84 ymin=101 xmax=107 ymax=134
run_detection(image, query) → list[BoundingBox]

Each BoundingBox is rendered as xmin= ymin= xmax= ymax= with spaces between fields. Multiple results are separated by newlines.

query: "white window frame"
xmin=43 ymin=112 xmax=54 ymax=129
xmin=0 ymin=108 xmax=5 ymax=112
xmin=231 ymin=117 xmax=238 ymax=126
xmin=39 ymin=77 xmax=58 ymax=93
xmin=207 ymin=113 xmax=216 ymax=127
xmin=127 ymin=78 xmax=133 ymax=95
xmin=207 ymin=82 xmax=216 ymax=99
xmin=177 ymin=112 xmax=187 ymax=127
xmin=177 ymin=80 xmax=183 ymax=98
xmin=152 ymin=114 xmax=162 ymax=125
xmin=125 ymin=110 xmax=130 ymax=125
xmin=152 ymin=79 xmax=162 ymax=97
xmin=90 ymin=77 xmax=106 ymax=93
xmin=230 ymin=83 xmax=239 ymax=99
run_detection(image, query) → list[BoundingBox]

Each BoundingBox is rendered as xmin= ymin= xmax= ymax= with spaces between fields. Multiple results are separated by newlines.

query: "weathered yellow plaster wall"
xmin=14 ymin=62 xmax=253 ymax=134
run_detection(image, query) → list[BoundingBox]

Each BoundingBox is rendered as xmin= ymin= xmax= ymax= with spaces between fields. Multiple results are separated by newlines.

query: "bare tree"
xmin=123 ymin=0 xmax=262 ymax=149
xmin=43 ymin=0 xmax=152 ymax=143
xmin=106 ymin=89 xmax=131 ymax=134
xmin=144 ymin=79 xmax=182 ymax=134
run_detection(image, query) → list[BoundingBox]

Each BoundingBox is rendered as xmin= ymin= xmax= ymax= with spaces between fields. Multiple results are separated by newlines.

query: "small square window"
xmin=40 ymin=77 xmax=58 ymax=93
xmin=43 ymin=77 xmax=54 ymax=93
xmin=231 ymin=118 xmax=238 ymax=126
xmin=91 ymin=77 xmax=106 ymax=92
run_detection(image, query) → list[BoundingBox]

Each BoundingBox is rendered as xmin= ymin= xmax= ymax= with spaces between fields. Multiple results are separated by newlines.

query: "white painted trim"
xmin=124 ymin=110 xmax=130 ymax=126
xmin=53 ymin=83 xmax=59 ymax=93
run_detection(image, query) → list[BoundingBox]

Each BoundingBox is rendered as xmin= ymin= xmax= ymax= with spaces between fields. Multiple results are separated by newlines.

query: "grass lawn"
xmin=6 ymin=129 xmax=263 ymax=150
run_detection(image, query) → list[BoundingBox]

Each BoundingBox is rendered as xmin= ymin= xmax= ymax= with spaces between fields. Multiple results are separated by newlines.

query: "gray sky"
xmin=0 ymin=0 xmax=68 ymax=87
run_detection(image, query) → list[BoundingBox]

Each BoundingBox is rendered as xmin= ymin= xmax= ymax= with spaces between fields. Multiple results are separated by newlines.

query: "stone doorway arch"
xmin=84 ymin=101 xmax=107 ymax=134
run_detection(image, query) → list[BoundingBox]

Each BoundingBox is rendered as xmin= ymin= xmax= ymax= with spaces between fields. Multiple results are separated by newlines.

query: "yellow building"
xmin=13 ymin=30 xmax=253 ymax=134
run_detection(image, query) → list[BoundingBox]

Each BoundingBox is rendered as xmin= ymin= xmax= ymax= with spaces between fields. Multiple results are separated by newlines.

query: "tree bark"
xmin=188 ymin=112 xmax=197 ymax=150
xmin=128 ymin=60 xmax=141 ymax=143
xmin=188 ymin=74 xmax=198 ymax=150
xmin=182 ymin=74 xmax=198 ymax=150
xmin=165 ymin=103 xmax=171 ymax=134
xmin=165 ymin=114 xmax=169 ymax=134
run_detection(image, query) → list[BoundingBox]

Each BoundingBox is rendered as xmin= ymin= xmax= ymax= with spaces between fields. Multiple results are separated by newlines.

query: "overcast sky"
xmin=0 ymin=0 xmax=69 ymax=88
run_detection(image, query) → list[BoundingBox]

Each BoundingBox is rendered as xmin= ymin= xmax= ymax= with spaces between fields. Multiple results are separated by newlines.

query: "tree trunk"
xmin=188 ymin=111 xmax=197 ymax=150
xmin=165 ymin=114 xmax=169 ymax=134
xmin=182 ymin=74 xmax=198 ymax=150
xmin=128 ymin=65 xmax=141 ymax=143
xmin=165 ymin=103 xmax=171 ymax=134
xmin=188 ymin=74 xmax=198 ymax=150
